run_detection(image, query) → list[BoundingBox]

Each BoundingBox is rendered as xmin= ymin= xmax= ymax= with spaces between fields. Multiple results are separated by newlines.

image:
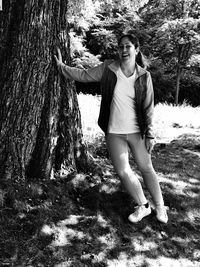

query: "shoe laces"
xmin=156 ymin=205 xmax=169 ymax=215
xmin=134 ymin=205 xmax=147 ymax=215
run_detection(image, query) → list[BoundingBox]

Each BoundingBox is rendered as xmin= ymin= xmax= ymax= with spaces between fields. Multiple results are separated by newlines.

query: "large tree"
xmin=0 ymin=0 xmax=87 ymax=181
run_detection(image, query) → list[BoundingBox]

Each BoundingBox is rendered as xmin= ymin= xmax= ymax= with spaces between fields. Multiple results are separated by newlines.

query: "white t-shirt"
xmin=108 ymin=67 xmax=139 ymax=134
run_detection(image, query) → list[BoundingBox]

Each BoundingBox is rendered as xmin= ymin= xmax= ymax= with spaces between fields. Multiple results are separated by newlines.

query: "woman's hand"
xmin=54 ymin=47 xmax=63 ymax=67
xmin=145 ymin=138 xmax=155 ymax=154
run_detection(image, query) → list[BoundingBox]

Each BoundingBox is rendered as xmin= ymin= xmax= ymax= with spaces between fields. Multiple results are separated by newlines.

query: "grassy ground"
xmin=0 ymin=94 xmax=200 ymax=267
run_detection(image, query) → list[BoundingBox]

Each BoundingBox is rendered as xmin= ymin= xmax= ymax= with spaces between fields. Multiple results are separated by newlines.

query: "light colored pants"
xmin=106 ymin=133 xmax=164 ymax=206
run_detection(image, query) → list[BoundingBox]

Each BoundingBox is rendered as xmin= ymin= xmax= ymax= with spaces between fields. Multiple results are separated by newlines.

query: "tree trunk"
xmin=175 ymin=65 xmax=182 ymax=105
xmin=0 ymin=0 xmax=87 ymax=181
xmin=175 ymin=42 xmax=191 ymax=105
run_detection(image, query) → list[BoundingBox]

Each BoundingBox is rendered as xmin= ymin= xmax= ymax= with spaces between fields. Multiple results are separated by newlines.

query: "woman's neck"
xmin=120 ymin=60 xmax=136 ymax=77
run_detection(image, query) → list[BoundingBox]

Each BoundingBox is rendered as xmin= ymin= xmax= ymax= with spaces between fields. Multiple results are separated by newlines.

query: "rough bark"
xmin=0 ymin=0 xmax=87 ymax=181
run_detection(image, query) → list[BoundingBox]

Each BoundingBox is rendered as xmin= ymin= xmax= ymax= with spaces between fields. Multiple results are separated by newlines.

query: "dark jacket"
xmin=59 ymin=59 xmax=154 ymax=138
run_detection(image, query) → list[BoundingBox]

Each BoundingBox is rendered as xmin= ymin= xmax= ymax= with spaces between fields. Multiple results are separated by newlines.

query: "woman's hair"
xmin=118 ymin=33 xmax=149 ymax=69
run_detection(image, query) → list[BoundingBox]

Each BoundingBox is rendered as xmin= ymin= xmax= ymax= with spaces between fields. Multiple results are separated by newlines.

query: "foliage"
xmin=179 ymin=72 xmax=200 ymax=107
xmin=67 ymin=0 xmax=200 ymax=105
xmin=68 ymin=0 xmax=150 ymax=61
xmin=69 ymin=31 xmax=101 ymax=68
xmin=156 ymin=17 xmax=200 ymax=67
xmin=67 ymin=0 xmax=98 ymax=25
xmin=87 ymin=27 xmax=118 ymax=60
xmin=188 ymin=54 xmax=200 ymax=69
xmin=140 ymin=0 xmax=200 ymax=104
xmin=151 ymin=73 xmax=175 ymax=105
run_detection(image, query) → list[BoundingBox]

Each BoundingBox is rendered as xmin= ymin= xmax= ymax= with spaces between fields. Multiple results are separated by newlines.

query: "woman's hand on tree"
xmin=54 ymin=47 xmax=63 ymax=67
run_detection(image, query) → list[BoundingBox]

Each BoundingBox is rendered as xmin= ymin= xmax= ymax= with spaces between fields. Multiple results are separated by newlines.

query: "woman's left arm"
xmin=144 ymin=72 xmax=156 ymax=153
xmin=144 ymin=72 xmax=155 ymax=139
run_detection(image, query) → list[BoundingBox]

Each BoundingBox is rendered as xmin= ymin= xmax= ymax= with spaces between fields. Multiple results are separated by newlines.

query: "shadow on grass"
xmin=0 ymin=134 xmax=200 ymax=266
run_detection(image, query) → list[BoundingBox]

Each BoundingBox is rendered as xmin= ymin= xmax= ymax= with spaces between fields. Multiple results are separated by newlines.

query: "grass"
xmin=78 ymin=94 xmax=200 ymax=143
xmin=153 ymin=102 xmax=200 ymax=143
xmin=0 ymin=94 xmax=200 ymax=267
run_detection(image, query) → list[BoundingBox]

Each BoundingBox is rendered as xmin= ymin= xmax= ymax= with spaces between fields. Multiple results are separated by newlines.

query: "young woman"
xmin=54 ymin=33 xmax=168 ymax=224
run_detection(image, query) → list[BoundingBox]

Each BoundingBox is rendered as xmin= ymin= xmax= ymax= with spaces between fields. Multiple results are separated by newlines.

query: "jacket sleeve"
xmin=144 ymin=72 xmax=155 ymax=139
xmin=58 ymin=61 xmax=105 ymax=82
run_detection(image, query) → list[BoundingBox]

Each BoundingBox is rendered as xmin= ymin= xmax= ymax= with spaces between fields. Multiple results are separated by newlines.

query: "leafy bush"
xmin=151 ymin=66 xmax=200 ymax=106
xmin=70 ymin=31 xmax=101 ymax=68
xmin=86 ymin=27 xmax=118 ymax=60
xmin=179 ymin=73 xmax=200 ymax=107
xmin=149 ymin=60 xmax=175 ymax=104
xmin=152 ymin=74 xmax=175 ymax=105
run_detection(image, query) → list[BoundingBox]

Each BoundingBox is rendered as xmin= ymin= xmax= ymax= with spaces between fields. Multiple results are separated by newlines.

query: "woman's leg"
xmin=127 ymin=133 xmax=164 ymax=207
xmin=106 ymin=133 xmax=147 ymax=205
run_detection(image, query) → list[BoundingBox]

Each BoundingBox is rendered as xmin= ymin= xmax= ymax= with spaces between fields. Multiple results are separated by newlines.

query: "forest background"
xmin=67 ymin=0 xmax=200 ymax=106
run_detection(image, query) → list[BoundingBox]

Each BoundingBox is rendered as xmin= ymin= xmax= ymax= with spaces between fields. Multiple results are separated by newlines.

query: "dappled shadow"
xmin=1 ymin=133 xmax=200 ymax=266
xmin=61 ymin=132 xmax=200 ymax=266
xmin=37 ymin=132 xmax=200 ymax=265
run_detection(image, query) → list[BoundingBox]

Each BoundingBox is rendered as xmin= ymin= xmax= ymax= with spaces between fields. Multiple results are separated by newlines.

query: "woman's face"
xmin=118 ymin=37 xmax=139 ymax=63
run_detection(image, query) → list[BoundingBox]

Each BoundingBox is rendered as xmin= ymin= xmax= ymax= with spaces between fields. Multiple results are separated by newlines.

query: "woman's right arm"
xmin=54 ymin=48 xmax=104 ymax=83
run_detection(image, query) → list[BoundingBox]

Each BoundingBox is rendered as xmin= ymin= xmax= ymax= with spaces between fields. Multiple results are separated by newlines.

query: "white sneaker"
xmin=128 ymin=204 xmax=151 ymax=223
xmin=156 ymin=205 xmax=169 ymax=223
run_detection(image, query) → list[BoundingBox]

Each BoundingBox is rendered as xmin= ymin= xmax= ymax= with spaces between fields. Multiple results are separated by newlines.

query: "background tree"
xmin=140 ymin=0 xmax=200 ymax=105
xmin=0 ymin=0 xmax=87 ymax=182
xmin=156 ymin=2 xmax=200 ymax=104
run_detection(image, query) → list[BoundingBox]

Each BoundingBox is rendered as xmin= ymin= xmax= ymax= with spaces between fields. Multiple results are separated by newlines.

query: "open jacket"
xmin=59 ymin=60 xmax=155 ymax=139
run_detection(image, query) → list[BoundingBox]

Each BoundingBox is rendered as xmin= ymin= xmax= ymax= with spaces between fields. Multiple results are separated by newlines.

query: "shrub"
xmin=179 ymin=73 xmax=200 ymax=107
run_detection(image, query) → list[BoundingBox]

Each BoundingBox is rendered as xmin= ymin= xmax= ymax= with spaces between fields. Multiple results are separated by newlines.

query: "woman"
xmin=54 ymin=33 xmax=168 ymax=224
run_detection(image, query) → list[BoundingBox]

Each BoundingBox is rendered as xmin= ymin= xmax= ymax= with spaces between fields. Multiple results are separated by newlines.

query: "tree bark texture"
xmin=0 ymin=0 xmax=87 ymax=181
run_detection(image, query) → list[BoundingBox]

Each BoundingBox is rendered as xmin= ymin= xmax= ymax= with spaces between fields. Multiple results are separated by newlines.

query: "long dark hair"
xmin=118 ymin=33 xmax=149 ymax=69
